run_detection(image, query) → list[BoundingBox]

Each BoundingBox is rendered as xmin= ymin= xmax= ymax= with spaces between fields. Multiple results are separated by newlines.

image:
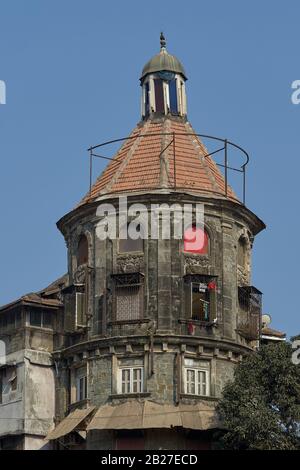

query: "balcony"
xmin=237 ymin=286 xmax=262 ymax=341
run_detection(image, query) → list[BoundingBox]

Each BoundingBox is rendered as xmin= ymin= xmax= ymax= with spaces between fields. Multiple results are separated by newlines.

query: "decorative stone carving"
xmin=116 ymin=254 xmax=144 ymax=273
xmin=184 ymin=254 xmax=210 ymax=274
xmin=73 ymin=264 xmax=87 ymax=284
xmin=237 ymin=266 xmax=250 ymax=286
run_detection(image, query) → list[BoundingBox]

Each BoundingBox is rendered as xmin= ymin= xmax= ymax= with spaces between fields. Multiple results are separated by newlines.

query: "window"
xmin=113 ymin=273 xmax=144 ymax=322
xmin=29 ymin=310 xmax=53 ymax=329
xmin=144 ymin=81 xmax=150 ymax=116
xmin=169 ymin=79 xmax=178 ymax=114
xmin=184 ymin=226 xmax=209 ymax=254
xmin=116 ymin=285 xmax=141 ymax=321
xmin=237 ymin=286 xmax=262 ymax=340
xmin=184 ymin=358 xmax=210 ymax=396
xmin=191 ymin=282 xmax=210 ymax=321
xmin=7 ymin=313 xmax=15 ymax=330
xmin=77 ymin=235 xmax=88 ymax=266
xmin=184 ymin=275 xmax=217 ymax=322
xmin=30 ymin=310 xmax=41 ymax=327
xmin=118 ymin=367 xmax=143 ymax=394
xmin=154 ymin=78 xmax=164 ymax=113
xmin=0 ymin=366 xmax=18 ymax=404
xmin=0 ymin=311 xmax=22 ymax=331
xmin=75 ymin=367 xmax=87 ymax=402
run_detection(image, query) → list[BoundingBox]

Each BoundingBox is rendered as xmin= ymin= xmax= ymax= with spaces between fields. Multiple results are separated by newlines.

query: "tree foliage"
xmin=217 ymin=342 xmax=300 ymax=450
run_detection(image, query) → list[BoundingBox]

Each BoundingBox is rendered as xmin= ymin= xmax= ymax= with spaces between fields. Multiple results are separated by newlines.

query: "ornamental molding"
xmin=116 ymin=254 xmax=144 ymax=273
xmin=184 ymin=254 xmax=210 ymax=269
xmin=73 ymin=264 xmax=87 ymax=284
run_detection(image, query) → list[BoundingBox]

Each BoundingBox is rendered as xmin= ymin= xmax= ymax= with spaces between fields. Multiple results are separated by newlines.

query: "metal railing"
xmin=87 ymin=131 xmax=250 ymax=205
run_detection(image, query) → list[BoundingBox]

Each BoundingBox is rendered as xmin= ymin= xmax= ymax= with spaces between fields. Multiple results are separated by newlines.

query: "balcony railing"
xmin=237 ymin=286 xmax=262 ymax=341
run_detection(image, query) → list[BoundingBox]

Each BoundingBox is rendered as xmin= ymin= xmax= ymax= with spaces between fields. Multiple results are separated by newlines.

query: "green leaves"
xmin=217 ymin=342 xmax=300 ymax=450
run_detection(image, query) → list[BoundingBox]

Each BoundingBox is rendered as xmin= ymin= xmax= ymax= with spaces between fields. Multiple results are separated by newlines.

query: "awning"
xmin=87 ymin=401 xmax=220 ymax=431
xmin=46 ymin=406 xmax=95 ymax=440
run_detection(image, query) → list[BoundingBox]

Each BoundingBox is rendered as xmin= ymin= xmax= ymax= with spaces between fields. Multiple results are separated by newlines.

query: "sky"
xmin=0 ymin=0 xmax=299 ymax=339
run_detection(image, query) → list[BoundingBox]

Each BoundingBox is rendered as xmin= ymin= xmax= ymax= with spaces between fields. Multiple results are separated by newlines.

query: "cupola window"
xmin=145 ymin=81 xmax=150 ymax=116
xmin=169 ymin=78 xmax=178 ymax=114
xmin=140 ymin=33 xmax=187 ymax=118
xmin=154 ymin=78 xmax=164 ymax=113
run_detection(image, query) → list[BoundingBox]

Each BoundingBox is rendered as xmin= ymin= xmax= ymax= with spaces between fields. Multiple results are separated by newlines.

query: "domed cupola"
xmin=140 ymin=33 xmax=187 ymax=119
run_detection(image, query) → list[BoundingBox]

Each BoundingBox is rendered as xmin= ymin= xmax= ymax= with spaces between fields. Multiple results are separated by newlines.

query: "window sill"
xmin=25 ymin=325 xmax=54 ymax=333
xmin=110 ymin=392 xmax=151 ymax=399
xmin=117 ymin=251 xmax=144 ymax=256
xmin=108 ymin=319 xmax=151 ymax=326
xmin=178 ymin=319 xmax=216 ymax=327
xmin=68 ymin=398 xmax=90 ymax=412
xmin=180 ymin=393 xmax=217 ymax=401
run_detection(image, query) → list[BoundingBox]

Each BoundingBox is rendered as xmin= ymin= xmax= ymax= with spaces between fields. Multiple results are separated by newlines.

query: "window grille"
xmin=112 ymin=273 xmax=144 ymax=322
xmin=116 ymin=285 xmax=141 ymax=321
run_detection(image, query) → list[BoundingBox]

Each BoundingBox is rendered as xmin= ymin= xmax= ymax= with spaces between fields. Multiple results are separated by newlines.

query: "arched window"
xmin=238 ymin=236 xmax=247 ymax=267
xmin=119 ymin=223 xmax=144 ymax=253
xmin=184 ymin=226 xmax=209 ymax=255
xmin=77 ymin=235 xmax=88 ymax=266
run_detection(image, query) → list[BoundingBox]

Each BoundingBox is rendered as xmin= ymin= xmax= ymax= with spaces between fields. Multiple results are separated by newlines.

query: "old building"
xmin=0 ymin=277 xmax=67 ymax=449
xmin=1 ymin=35 xmax=269 ymax=450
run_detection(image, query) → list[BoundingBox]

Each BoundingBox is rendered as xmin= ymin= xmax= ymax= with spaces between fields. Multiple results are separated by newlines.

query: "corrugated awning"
xmin=87 ymin=401 xmax=220 ymax=431
xmin=46 ymin=406 xmax=95 ymax=440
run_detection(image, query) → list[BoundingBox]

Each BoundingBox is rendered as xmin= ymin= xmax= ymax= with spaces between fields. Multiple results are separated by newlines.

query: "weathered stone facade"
xmin=0 ymin=37 xmax=266 ymax=450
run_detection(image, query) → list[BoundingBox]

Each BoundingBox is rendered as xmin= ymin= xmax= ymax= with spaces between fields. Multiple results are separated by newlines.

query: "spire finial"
xmin=160 ymin=32 xmax=166 ymax=50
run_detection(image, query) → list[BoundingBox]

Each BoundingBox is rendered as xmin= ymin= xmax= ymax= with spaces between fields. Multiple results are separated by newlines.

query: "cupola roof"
xmin=79 ymin=118 xmax=238 ymax=205
xmin=141 ymin=33 xmax=187 ymax=81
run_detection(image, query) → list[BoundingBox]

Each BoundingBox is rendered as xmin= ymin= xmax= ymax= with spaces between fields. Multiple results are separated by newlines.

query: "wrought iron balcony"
xmin=237 ymin=286 xmax=262 ymax=341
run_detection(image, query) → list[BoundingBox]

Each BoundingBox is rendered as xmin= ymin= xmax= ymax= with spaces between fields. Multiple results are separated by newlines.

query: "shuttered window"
xmin=184 ymin=359 xmax=210 ymax=396
xmin=119 ymin=367 xmax=143 ymax=394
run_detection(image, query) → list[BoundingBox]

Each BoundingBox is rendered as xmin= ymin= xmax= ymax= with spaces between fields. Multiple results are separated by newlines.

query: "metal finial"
xmin=160 ymin=32 xmax=166 ymax=50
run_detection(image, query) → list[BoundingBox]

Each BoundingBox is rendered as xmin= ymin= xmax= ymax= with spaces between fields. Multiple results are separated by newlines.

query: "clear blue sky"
xmin=0 ymin=1 xmax=299 ymax=338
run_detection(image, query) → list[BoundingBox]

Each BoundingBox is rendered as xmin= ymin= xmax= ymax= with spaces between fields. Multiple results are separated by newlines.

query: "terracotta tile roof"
xmin=0 ymin=274 xmax=67 ymax=312
xmin=261 ymin=327 xmax=286 ymax=339
xmin=0 ymin=294 xmax=63 ymax=312
xmin=80 ymin=118 xmax=238 ymax=205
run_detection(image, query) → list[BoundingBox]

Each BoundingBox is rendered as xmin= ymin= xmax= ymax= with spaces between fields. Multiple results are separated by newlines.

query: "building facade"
xmin=1 ymin=35 xmax=273 ymax=450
